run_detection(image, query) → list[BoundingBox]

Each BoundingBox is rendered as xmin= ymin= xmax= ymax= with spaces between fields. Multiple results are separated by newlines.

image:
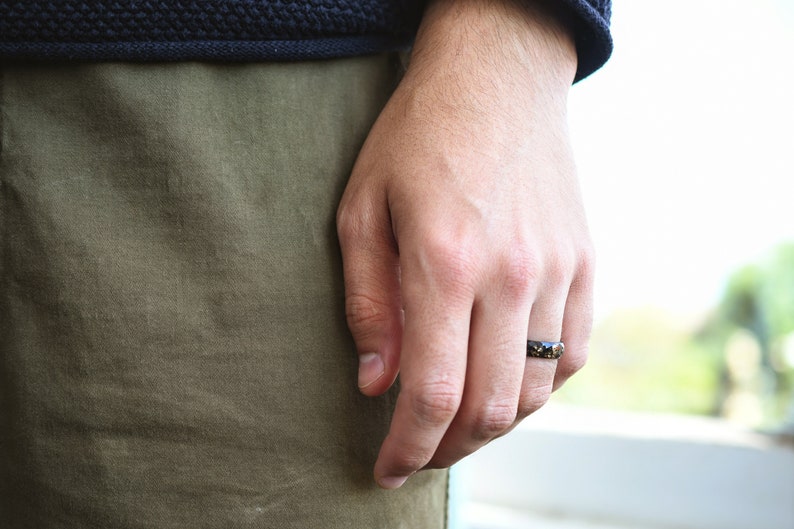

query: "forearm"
xmin=408 ymin=0 xmax=578 ymax=102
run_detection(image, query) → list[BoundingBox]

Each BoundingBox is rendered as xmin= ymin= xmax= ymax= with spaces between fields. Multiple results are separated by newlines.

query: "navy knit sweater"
xmin=0 ymin=0 xmax=612 ymax=81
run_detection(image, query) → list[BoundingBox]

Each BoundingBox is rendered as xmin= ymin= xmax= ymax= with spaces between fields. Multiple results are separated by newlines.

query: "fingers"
xmin=424 ymin=293 xmax=530 ymax=469
xmin=554 ymin=249 xmax=595 ymax=391
xmin=337 ymin=195 xmax=403 ymax=397
xmin=341 ymin=180 xmax=595 ymax=487
xmin=423 ymin=249 xmax=538 ymax=468
xmin=373 ymin=242 xmax=591 ymax=485
xmin=519 ymin=301 xmax=565 ymax=421
xmin=520 ymin=259 xmax=570 ymax=419
xmin=454 ymin=276 xmax=567 ymax=447
xmin=372 ymin=238 xmax=475 ymax=488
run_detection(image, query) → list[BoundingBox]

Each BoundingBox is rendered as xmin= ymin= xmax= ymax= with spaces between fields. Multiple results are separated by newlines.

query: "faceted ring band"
xmin=526 ymin=340 xmax=564 ymax=360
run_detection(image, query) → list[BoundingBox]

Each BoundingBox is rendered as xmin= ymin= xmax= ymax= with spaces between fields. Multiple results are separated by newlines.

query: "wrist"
xmin=408 ymin=0 xmax=578 ymax=96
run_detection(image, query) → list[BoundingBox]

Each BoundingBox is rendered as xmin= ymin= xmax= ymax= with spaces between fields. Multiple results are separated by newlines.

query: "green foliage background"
xmin=557 ymin=243 xmax=794 ymax=428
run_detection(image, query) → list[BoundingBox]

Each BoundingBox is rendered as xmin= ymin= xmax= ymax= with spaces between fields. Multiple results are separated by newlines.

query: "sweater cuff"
xmin=555 ymin=0 xmax=613 ymax=82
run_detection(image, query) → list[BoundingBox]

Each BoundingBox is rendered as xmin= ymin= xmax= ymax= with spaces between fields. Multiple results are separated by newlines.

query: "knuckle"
xmin=517 ymin=383 xmax=553 ymax=420
xmin=426 ymin=445 xmax=470 ymax=470
xmin=337 ymin=202 xmax=384 ymax=246
xmin=421 ymin=232 xmax=480 ymax=289
xmin=469 ymin=401 xmax=517 ymax=441
xmin=501 ymin=247 xmax=540 ymax=299
xmin=335 ymin=205 xmax=359 ymax=243
xmin=407 ymin=382 xmax=462 ymax=428
xmin=387 ymin=451 xmax=430 ymax=477
xmin=556 ymin=346 xmax=589 ymax=383
xmin=345 ymin=292 xmax=392 ymax=334
xmin=574 ymin=245 xmax=597 ymax=289
xmin=546 ymin=261 xmax=570 ymax=290
xmin=544 ymin=249 xmax=576 ymax=290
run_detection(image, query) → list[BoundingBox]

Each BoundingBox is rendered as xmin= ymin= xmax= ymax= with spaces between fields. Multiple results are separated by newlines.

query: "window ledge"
xmin=451 ymin=405 xmax=794 ymax=529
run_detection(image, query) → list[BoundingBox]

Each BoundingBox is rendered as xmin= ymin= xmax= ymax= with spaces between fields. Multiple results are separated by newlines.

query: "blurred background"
xmin=566 ymin=0 xmax=794 ymax=431
xmin=452 ymin=1 xmax=794 ymax=527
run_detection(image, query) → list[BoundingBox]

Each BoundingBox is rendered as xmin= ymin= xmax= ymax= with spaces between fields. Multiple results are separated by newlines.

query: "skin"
xmin=337 ymin=0 xmax=594 ymax=489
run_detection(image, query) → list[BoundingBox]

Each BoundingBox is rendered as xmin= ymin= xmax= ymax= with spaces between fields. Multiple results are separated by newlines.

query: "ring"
xmin=526 ymin=340 xmax=564 ymax=359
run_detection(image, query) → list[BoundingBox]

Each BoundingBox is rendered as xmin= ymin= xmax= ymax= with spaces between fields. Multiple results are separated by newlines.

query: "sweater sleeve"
xmin=557 ymin=0 xmax=613 ymax=82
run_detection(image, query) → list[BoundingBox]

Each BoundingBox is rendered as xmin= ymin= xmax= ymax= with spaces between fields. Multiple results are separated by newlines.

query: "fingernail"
xmin=358 ymin=352 xmax=385 ymax=389
xmin=378 ymin=475 xmax=409 ymax=490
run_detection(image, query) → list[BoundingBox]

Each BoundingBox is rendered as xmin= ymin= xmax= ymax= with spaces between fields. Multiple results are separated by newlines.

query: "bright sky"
xmin=569 ymin=0 xmax=794 ymax=320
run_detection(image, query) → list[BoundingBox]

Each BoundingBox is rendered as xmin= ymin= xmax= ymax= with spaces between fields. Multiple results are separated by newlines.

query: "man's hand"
xmin=337 ymin=0 xmax=594 ymax=489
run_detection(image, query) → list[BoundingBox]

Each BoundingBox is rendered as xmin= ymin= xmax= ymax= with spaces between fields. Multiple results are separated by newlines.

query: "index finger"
xmin=373 ymin=258 xmax=473 ymax=489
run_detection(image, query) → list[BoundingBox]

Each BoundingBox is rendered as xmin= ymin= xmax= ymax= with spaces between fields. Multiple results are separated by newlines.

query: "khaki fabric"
xmin=0 ymin=57 xmax=447 ymax=529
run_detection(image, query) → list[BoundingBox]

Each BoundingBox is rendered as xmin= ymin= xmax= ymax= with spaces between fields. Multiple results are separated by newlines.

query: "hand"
xmin=337 ymin=0 xmax=594 ymax=489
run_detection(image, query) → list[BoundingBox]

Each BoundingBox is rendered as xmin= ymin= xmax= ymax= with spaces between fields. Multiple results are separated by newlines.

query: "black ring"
xmin=526 ymin=340 xmax=564 ymax=359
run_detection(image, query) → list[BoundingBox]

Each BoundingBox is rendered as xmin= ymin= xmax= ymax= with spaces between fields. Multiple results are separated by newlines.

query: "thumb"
xmin=337 ymin=197 xmax=402 ymax=397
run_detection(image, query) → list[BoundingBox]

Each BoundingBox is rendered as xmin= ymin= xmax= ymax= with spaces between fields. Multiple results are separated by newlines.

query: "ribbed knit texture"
xmin=0 ymin=0 xmax=422 ymax=64
xmin=560 ymin=0 xmax=612 ymax=81
xmin=0 ymin=0 xmax=612 ymax=81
